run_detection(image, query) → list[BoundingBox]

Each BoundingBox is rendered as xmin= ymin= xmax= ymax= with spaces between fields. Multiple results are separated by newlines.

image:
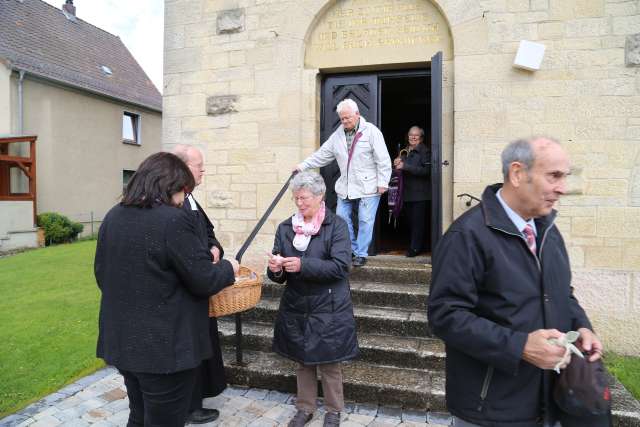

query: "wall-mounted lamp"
xmin=513 ymin=40 xmax=546 ymax=71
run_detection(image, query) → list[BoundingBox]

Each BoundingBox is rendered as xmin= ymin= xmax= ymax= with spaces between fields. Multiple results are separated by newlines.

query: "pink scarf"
xmin=291 ymin=202 xmax=326 ymax=251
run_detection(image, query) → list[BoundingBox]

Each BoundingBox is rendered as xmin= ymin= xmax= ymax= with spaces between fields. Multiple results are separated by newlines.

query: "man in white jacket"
xmin=296 ymin=99 xmax=392 ymax=267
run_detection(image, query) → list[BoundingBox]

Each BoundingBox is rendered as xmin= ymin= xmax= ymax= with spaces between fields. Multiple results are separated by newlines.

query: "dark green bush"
xmin=36 ymin=212 xmax=84 ymax=246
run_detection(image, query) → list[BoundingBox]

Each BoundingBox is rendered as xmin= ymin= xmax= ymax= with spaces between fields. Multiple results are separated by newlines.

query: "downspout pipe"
xmin=17 ymin=69 xmax=25 ymax=134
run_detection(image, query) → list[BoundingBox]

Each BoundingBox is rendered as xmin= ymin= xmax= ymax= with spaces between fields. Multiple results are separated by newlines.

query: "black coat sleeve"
xmin=196 ymin=201 xmax=224 ymax=258
xmin=94 ymin=216 xmax=108 ymax=291
xmin=569 ymin=285 xmax=593 ymax=332
xmin=556 ymin=235 xmax=593 ymax=332
xmin=207 ymin=223 xmax=224 ymax=258
xmin=267 ymin=224 xmax=287 ymax=284
xmin=402 ymin=149 xmax=430 ymax=177
xmin=166 ymin=210 xmax=235 ymax=297
xmin=298 ymin=217 xmax=350 ymax=283
xmin=427 ymin=229 xmax=528 ymax=376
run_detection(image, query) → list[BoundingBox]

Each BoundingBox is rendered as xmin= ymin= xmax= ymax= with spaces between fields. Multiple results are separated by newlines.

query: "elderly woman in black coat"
xmin=393 ymin=125 xmax=431 ymax=257
xmin=267 ymin=171 xmax=358 ymax=427
xmin=94 ymin=152 xmax=239 ymax=427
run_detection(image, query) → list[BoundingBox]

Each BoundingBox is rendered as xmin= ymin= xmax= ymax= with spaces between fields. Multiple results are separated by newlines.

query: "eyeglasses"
xmin=292 ymin=195 xmax=314 ymax=202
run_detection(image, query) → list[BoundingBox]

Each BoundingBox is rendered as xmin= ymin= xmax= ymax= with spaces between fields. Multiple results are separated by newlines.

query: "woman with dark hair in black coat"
xmin=94 ymin=152 xmax=239 ymax=427
xmin=267 ymin=170 xmax=357 ymax=427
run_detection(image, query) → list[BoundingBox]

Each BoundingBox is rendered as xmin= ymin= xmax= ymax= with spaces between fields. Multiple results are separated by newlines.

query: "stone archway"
xmin=296 ymin=0 xmax=489 ymax=229
xmin=300 ymin=0 xmax=472 ymax=232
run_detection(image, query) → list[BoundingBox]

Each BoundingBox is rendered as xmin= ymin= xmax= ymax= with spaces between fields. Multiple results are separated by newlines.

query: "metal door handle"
xmin=442 ymin=160 xmax=450 ymax=166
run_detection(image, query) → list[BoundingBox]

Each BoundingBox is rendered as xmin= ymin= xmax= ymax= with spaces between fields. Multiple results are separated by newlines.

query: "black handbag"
xmin=554 ymin=353 xmax=612 ymax=427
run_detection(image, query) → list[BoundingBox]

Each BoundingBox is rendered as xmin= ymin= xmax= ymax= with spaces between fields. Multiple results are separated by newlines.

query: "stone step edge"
xmin=262 ymin=279 xmax=430 ymax=293
xmin=251 ymin=296 xmax=428 ymax=319
xmin=217 ymin=319 xmax=445 ymax=358
xmin=222 ymin=349 xmax=445 ymax=411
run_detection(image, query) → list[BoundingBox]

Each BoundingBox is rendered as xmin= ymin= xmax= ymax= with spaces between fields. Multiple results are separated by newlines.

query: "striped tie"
xmin=523 ymin=224 xmax=537 ymax=255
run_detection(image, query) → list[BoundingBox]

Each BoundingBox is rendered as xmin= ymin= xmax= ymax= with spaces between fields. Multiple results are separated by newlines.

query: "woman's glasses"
xmin=292 ymin=195 xmax=314 ymax=203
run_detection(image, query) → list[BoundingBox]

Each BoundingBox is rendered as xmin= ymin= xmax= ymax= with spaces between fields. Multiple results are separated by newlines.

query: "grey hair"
xmin=408 ymin=126 xmax=425 ymax=139
xmin=291 ymin=170 xmax=326 ymax=196
xmin=171 ymin=144 xmax=190 ymax=163
xmin=336 ymin=99 xmax=359 ymax=115
xmin=171 ymin=144 xmax=202 ymax=163
xmin=501 ymin=136 xmax=560 ymax=180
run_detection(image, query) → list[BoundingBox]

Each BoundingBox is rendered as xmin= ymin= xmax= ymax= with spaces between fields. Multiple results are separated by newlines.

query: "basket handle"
xmin=235 ymin=171 xmax=298 ymax=263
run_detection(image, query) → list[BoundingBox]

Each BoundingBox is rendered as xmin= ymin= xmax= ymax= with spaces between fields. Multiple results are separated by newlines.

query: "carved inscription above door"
xmin=305 ymin=0 xmax=452 ymax=68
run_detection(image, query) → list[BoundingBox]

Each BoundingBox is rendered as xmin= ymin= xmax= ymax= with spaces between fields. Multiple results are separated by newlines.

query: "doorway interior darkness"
xmin=319 ymin=68 xmax=432 ymax=256
xmin=378 ymin=72 xmax=430 ymax=254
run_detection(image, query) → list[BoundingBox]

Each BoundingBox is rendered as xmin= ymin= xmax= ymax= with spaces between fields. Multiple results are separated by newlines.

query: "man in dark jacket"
xmin=173 ymin=144 xmax=227 ymax=425
xmin=428 ymin=137 xmax=603 ymax=427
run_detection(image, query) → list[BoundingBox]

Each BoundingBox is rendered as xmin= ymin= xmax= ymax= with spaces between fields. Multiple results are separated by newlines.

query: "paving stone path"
xmin=0 ymin=367 xmax=453 ymax=427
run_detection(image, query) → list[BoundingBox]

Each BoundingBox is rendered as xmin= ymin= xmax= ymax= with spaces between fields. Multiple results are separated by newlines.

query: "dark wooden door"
xmin=430 ymin=52 xmax=443 ymax=249
xmin=320 ymin=75 xmax=378 ymax=211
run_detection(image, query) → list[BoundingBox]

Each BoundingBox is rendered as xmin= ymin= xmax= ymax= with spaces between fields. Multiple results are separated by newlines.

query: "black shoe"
xmin=406 ymin=249 xmax=419 ymax=258
xmin=352 ymin=257 xmax=367 ymax=267
xmin=288 ymin=410 xmax=313 ymax=427
xmin=186 ymin=408 xmax=220 ymax=424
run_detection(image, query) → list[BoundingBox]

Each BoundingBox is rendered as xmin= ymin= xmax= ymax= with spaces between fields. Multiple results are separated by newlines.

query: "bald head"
xmin=172 ymin=144 xmax=204 ymax=186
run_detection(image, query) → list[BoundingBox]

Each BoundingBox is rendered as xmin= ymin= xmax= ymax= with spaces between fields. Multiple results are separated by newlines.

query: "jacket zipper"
xmin=477 ymin=366 xmax=494 ymax=412
xmin=489 ymin=222 xmax=555 ymax=272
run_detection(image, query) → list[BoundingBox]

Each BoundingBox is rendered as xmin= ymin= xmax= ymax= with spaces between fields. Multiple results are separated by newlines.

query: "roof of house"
xmin=0 ymin=0 xmax=162 ymax=112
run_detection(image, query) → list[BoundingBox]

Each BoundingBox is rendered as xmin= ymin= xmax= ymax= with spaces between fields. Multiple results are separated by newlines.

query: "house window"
xmin=122 ymin=112 xmax=140 ymax=145
xmin=122 ymin=169 xmax=135 ymax=193
xmin=9 ymin=167 xmax=29 ymax=194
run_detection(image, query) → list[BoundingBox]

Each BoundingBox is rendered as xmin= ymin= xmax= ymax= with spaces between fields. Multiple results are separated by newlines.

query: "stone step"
xmin=236 ymin=297 xmax=431 ymax=338
xmin=218 ymin=320 xmax=445 ymax=370
xmin=262 ymin=279 xmax=429 ymax=310
xmin=348 ymin=261 xmax=432 ymax=284
xmin=222 ymin=348 xmax=445 ymax=411
xmin=609 ymin=378 xmax=640 ymax=427
xmin=221 ymin=345 xmax=640 ymax=426
xmin=365 ymin=255 xmax=432 ymax=266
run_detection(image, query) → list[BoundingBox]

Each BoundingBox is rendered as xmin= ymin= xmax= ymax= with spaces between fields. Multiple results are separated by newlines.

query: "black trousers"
xmin=404 ymin=200 xmax=430 ymax=252
xmin=189 ymin=317 xmax=227 ymax=412
xmin=119 ymin=367 xmax=197 ymax=427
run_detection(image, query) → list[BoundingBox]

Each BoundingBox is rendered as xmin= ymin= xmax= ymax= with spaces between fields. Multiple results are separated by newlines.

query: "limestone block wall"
xmin=164 ymin=0 xmax=328 ymax=270
xmin=163 ymin=0 xmax=640 ymax=354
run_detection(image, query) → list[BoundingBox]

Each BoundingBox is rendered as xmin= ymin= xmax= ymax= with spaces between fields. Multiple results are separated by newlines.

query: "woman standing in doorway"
xmin=393 ymin=126 xmax=431 ymax=257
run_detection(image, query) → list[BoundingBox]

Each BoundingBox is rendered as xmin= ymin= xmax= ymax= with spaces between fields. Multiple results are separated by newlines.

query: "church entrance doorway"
xmin=319 ymin=54 xmax=443 ymax=257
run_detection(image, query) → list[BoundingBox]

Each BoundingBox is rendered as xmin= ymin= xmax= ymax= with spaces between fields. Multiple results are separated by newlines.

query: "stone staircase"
xmin=218 ymin=256 xmax=640 ymax=426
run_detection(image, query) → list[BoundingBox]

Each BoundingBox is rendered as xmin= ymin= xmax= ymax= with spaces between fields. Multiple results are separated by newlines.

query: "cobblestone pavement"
xmin=0 ymin=367 xmax=453 ymax=427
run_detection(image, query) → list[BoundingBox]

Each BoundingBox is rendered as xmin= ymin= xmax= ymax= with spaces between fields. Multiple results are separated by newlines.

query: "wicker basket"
xmin=209 ymin=265 xmax=262 ymax=317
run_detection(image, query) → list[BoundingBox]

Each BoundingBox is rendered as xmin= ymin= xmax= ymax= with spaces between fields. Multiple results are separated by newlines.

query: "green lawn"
xmin=0 ymin=241 xmax=104 ymax=418
xmin=606 ymin=353 xmax=640 ymax=400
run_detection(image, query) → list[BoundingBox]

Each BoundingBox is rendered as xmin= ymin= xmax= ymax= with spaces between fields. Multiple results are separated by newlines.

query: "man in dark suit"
xmin=173 ymin=144 xmax=227 ymax=425
xmin=428 ymin=137 xmax=602 ymax=427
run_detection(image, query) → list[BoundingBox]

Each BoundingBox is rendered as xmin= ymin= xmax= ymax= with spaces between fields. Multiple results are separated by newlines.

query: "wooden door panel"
xmin=431 ymin=51 xmax=443 ymax=249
